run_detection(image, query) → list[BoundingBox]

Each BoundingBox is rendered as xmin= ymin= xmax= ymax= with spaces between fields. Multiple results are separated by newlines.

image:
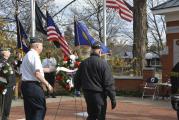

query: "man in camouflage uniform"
xmin=0 ymin=48 xmax=16 ymax=120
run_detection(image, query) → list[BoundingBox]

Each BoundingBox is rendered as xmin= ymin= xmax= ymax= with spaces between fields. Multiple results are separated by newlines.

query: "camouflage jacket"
xmin=0 ymin=58 xmax=16 ymax=88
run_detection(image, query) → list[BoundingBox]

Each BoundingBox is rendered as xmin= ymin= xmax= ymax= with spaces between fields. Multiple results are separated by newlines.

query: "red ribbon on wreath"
xmin=55 ymin=75 xmax=63 ymax=81
xmin=56 ymin=54 xmax=81 ymax=92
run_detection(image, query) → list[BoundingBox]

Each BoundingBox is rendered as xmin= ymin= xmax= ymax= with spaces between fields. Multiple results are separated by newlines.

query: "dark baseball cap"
xmin=0 ymin=47 xmax=11 ymax=52
xmin=91 ymin=41 xmax=101 ymax=49
xmin=30 ymin=37 xmax=43 ymax=44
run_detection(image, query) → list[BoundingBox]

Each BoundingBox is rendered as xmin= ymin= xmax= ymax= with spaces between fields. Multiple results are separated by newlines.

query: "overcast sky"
xmin=55 ymin=0 xmax=73 ymax=5
xmin=54 ymin=0 xmax=82 ymax=9
xmin=53 ymin=0 xmax=85 ymax=25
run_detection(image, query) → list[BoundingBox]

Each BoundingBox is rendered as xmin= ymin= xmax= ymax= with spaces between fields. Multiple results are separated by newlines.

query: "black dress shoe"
xmin=46 ymin=95 xmax=50 ymax=98
xmin=52 ymin=95 xmax=56 ymax=98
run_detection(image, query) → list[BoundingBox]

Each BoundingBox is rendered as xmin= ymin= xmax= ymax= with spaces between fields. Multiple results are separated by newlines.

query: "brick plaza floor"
xmin=9 ymin=96 xmax=177 ymax=120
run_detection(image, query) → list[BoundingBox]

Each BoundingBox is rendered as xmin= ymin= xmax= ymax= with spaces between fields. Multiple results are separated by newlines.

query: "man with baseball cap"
xmin=21 ymin=37 xmax=53 ymax=120
xmin=74 ymin=41 xmax=116 ymax=120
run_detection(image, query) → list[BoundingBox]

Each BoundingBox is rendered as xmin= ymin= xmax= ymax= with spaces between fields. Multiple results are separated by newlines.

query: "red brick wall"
xmin=143 ymin=68 xmax=155 ymax=81
xmin=114 ymin=68 xmax=156 ymax=92
xmin=167 ymin=21 xmax=179 ymax=26
xmin=161 ymin=20 xmax=179 ymax=82
xmin=114 ymin=76 xmax=143 ymax=91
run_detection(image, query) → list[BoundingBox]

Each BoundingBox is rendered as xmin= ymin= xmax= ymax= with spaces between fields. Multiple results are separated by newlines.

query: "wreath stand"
xmin=52 ymin=67 xmax=86 ymax=120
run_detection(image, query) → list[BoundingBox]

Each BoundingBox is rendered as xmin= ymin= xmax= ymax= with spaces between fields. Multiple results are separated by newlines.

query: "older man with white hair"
xmin=21 ymin=37 xmax=53 ymax=120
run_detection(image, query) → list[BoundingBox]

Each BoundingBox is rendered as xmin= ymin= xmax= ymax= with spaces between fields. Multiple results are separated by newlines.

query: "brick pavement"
xmin=9 ymin=96 xmax=177 ymax=120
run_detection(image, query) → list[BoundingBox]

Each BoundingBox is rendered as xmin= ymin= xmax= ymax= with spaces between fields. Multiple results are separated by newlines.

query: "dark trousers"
xmin=45 ymin=73 xmax=55 ymax=86
xmin=1 ymin=87 xmax=14 ymax=120
xmin=83 ymin=91 xmax=107 ymax=120
xmin=45 ymin=73 xmax=55 ymax=96
xmin=21 ymin=81 xmax=46 ymax=120
xmin=171 ymin=97 xmax=179 ymax=120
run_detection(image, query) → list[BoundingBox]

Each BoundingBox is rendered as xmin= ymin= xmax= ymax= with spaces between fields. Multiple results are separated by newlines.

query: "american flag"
xmin=47 ymin=12 xmax=71 ymax=56
xmin=106 ymin=0 xmax=133 ymax=22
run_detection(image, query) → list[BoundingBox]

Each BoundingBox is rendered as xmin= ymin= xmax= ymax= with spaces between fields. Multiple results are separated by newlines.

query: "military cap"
xmin=0 ymin=47 xmax=11 ymax=52
xmin=30 ymin=37 xmax=43 ymax=44
xmin=91 ymin=41 xmax=101 ymax=49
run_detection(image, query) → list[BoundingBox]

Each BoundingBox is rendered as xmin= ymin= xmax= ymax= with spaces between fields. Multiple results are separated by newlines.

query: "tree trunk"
xmin=133 ymin=0 xmax=147 ymax=75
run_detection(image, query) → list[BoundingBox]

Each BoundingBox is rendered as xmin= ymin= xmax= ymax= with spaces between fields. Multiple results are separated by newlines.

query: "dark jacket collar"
xmin=90 ymin=52 xmax=100 ymax=57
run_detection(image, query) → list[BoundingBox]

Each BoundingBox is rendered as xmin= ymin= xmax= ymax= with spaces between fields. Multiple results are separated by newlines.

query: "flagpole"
xmin=31 ymin=0 xmax=36 ymax=37
xmin=74 ymin=16 xmax=81 ymax=56
xmin=15 ymin=0 xmax=22 ymax=48
xmin=103 ymin=0 xmax=107 ymax=46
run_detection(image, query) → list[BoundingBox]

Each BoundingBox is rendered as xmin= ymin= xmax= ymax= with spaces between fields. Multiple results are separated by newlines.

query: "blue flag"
xmin=15 ymin=16 xmax=29 ymax=53
xmin=100 ymin=43 xmax=110 ymax=54
xmin=74 ymin=21 xmax=110 ymax=54
xmin=74 ymin=21 xmax=95 ymax=46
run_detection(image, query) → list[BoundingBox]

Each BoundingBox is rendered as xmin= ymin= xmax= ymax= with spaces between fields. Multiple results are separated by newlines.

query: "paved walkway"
xmin=9 ymin=96 xmax=177 ymax=120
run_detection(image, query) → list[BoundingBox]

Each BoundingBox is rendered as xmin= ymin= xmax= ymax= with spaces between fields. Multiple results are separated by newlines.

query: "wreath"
xmin=55 ymin=55 xmax=80 ymax=92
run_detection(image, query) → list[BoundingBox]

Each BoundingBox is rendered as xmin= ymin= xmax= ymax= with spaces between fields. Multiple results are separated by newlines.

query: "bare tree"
xmin=69 ymin=0 xmax=129 ymax=45
xmin=64 ymin=25 xmax=74 ymax=46
xmin=133 ymin=0 xmax=147 ymax=75
xmin=0 ymin=0 xmax=56 ymax=34
xmin=147 ymin=0 xmax=167 ymax=56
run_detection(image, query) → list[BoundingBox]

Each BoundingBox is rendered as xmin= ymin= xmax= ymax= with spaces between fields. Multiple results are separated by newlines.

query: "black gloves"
xmin=111 ymin=100 xmax=116 ymax=109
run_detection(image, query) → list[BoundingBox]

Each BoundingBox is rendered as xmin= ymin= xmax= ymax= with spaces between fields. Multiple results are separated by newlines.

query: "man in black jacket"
xmin=170 ymin=62 xmax=179 ymax=120
xmin=74 ymin=41 xmax=116 ymax=120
